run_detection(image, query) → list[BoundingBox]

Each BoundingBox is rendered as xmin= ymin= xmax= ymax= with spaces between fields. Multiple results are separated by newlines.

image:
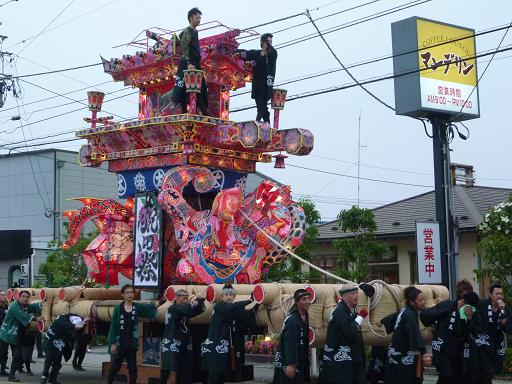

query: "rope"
xmin=240 ymin=211 xmax=353 ymax=284
xmin=240 ymin=210 xmax=405 ymax=338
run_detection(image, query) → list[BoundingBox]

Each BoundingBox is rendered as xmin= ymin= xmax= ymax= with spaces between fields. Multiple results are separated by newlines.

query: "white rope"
xmin=240 ymin=211 xmax=353 ymax=284
xmin=241 ymin=211 xmax=404 ymax=338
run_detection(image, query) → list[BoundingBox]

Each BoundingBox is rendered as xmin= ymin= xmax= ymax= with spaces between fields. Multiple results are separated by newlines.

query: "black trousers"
xmin=0 ymin=341 xmax=22 ymax=378
xmin=466 ymin=347 xmax=494 ymax=384
xmin=207 ymin=372 xmax=226 ymax=384
xmin=435 ymin=351 xmax=463 ymax=384
xmin=22 ymin=332 xmax=36 ymax=369
xmin=319 ymin=362 xmax=366 ymax=384
xmin=0 ymin=339 xmax=8 ymax=371
xmin=254 ymin=93 xmax=270 ymax=123
xmin=108 ymin=345 xmax=137 ymax=384
xmin=171 ymin=59 xmax=208 ymax=115
xmin=42 ymin=342 xmax=63 ymax=383
xmin=72 ymin=333 xmax=91 ymax=368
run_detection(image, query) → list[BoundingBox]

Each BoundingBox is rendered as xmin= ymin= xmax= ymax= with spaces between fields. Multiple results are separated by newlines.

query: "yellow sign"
xmin=417 ymin=19 xmax=477 ymax=86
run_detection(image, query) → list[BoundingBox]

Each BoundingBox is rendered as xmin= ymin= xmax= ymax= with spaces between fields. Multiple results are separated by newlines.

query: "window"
xmin=367 ymin=246 xmax=399 ymax=283
xmin=409 ymin=251 xmax=418 ymax=284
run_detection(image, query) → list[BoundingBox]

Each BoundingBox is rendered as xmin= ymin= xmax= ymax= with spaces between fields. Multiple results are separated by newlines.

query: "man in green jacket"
xmin=319 ymin=284 xmax=369 ymax=384
xmin=273 ymin=289 xmax=311 ymax=384
xmin=107 ymin=284 xmax=157 ymax=384
xmin=0 ymin=290 xmax=42 ymax=382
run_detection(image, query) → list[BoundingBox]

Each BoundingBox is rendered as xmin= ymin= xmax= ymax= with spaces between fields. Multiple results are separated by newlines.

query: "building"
xmin=0 ymin=149 xmax=119 ymax=288
xmin=313 ymin=185 xmax=512 ymax=294
xmin=0 ymin=148 xmax=276 ymax=288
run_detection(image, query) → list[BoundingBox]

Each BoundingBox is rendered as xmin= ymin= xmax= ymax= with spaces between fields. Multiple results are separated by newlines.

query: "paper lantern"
xmin=273 ymin=153 xmax=287 ymax=169
xmin=183 ymin=69 xmax=203 ymax=93
xmin=87 ymin=91 xmax=105 ymax=112
xmin=271 ymin=88 xmax=287 ymax=110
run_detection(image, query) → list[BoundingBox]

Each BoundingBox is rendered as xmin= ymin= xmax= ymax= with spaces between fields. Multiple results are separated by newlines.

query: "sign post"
xmin=392 ymin=17 xmax=480 ymax=295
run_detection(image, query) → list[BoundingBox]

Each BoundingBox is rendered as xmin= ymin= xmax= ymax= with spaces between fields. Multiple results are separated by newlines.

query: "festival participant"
xmin=159 ymin=290 xmax=205 ymax=384
xmin=0 ymin=290 xmax=42 ymax=382
xmin=107 ymin=284 xmax=157 ymax=384
xmin=381 ymin=286 xmax=432 ymax=384
xmin=319 ymin=283 xmax=369 ymax=384
xmin=40 ymin=314 xmax=87 ymax=384
xmin=72 ymin=320 xmax=93 ymax=371
xmin=419 ymin=279 xmax=474 ymax=384
xmin=235 ymin=33 xmax=277 ymax=123
xmin=169 ymin=7 xmax=208 ymax=115
xmin=273 ymin=289 xmax=311 ymax=384
xmin=465 ymin=284 xmax=511 ymax=384
xmin=201 ymin=284 xmax=258 ymax=384
xmin=0 ymin=290 xmax=10 ymax=376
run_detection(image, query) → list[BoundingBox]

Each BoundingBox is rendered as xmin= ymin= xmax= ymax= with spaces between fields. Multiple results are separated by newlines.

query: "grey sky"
xmin=1 ymin=0 xmax=511 ymax=220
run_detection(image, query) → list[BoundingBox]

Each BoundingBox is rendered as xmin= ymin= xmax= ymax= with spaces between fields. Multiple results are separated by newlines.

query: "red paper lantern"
xmin=273 ymin=153 xmax=287 ymax=169
xmin=271 ymin=88 xmax=287 ymax=110
xmin=183 ymin=69 xmax=203 ymax=93
xmin=87 ymin=91 xmax=105 ymax=112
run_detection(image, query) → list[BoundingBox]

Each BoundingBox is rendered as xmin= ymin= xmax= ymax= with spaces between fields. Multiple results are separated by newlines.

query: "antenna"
xmin=357 ymin=110 xmax=367 ymax=207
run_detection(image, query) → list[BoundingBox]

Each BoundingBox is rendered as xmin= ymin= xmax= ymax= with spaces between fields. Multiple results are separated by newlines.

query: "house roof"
xmin=317 ymin=185 xmax=512 ymax=241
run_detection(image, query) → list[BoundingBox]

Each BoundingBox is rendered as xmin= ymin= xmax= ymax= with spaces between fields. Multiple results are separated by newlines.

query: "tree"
xmin=39 ymin=224 xmax=96 ymax=287
xmin=333 ymin=206 xmax=387 ymax=282
xmin=476 ymin=196 xmax=512 ymax=303
xmin=266 ymin=198 xmax=322 ymax=283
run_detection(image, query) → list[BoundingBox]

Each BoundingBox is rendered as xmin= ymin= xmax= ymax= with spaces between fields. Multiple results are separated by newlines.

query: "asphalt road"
xmin=4 ymin=346 xmax=511 ymax=384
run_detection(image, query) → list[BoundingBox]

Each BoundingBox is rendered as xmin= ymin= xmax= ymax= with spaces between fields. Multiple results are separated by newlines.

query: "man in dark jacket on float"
xmin=419 ymin=279 xmax=474 ymax=384
xmin=320 ymin=283 xmax=369 ymax=384
xmin=160 ymin=289 xmax=205 ymax=384
xmin=40 ymin=314 xmax=87 ymax=384
xmin=273 ymin=289 xmax=311 ymax=384
xmin=236 ymin=33 xmax=277 ymax=123
xmin=201 ymin=284 xmax=258 ymax=384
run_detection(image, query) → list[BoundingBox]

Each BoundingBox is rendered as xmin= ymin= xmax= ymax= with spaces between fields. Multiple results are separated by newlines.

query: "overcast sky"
xmin=1 ymin=0 xmax=511 ymax=220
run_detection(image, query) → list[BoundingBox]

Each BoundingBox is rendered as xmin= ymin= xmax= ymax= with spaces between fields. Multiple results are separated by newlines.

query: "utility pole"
xmin=431 ymin=119 xmax=456 ymax=296
xmin=0 ymin=34 xmax=13 ymax=109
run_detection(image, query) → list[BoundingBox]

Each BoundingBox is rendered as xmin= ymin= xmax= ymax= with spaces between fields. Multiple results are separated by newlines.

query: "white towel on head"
xmin=69 ymin=316 xmax=83 ymax=326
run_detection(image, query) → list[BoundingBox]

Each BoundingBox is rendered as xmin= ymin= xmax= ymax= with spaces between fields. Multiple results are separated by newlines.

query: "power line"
xmin=287 ymin=163 xmax=434 ymax=188
xmin=231 ymin=45 xmax=512 ymax=112
xmin=456 ymin=20 xmax=512 ymax=119
xmin=5 ymin=44 xmax=512 ymax=150
xmin=12 ymin=62 xmax=103 ymax=79
xmin=0 ymin=80 xmax=112 ymax=113
xmin=239 ymin=0 xmax=386 ymax=44
xmin=6 ymin=0 xmax=120 ymax=50
xmin=0 ymin=90 xmax=137 ymax=144
xmin=0 ymin=0 xmax=16 ymax=8
xmin=304 ymin=8 xmax=395 ymax=111
xmin=275 ymin=0 xmax=432 ymax=49
xmin=15 ymin=0 xmax=77 ymax=58
xmin=232 ymin=22 xmax=512 ymax=98
xmin=19 ymin=79 xmax=129 ymax=121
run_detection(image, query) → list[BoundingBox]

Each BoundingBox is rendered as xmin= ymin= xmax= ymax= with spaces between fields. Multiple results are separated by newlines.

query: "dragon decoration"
xmin=62 ymin=165 xmax=306 ymax=285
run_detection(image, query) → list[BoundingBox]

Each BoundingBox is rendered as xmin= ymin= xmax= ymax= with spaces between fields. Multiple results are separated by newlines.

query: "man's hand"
xmin=37 ymin=316 xmax=45 ymax=322
xmin=187 ymin=63 xmax=195 ymax=70
xmin=464 ymin=306 xmax=474 ymax=320
xmin=111 ymin=344 xmax=117 ymax=354
xmin=196 ymin=292 xmax=204 ymax=300
xmin=422 ymin=353 xmax=432 ymax=367
xmin=498 ymin=300 xmax=506 ymax=312
xmin=284 ymin=365 xmax=296 ymax=379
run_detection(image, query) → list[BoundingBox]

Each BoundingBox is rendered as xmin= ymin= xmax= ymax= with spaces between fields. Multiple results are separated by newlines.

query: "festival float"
xmin=15 ymin=22 xmax=447 ymax=383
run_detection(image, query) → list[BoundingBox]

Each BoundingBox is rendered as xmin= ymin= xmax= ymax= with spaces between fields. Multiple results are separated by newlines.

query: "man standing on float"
xmin=236 ymin=33 xmax=277 ymax=123
xmin=170 ymin=7 xmax=208 ymax=115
